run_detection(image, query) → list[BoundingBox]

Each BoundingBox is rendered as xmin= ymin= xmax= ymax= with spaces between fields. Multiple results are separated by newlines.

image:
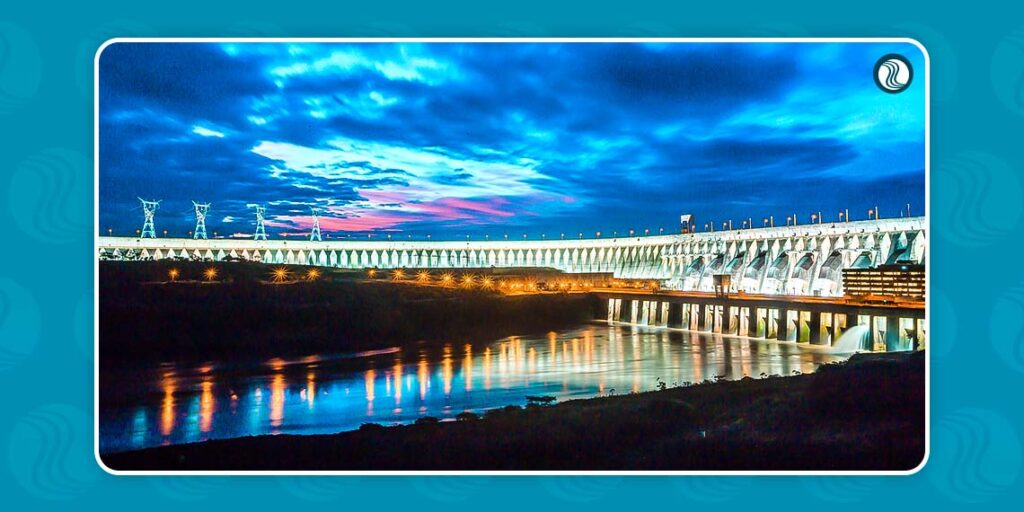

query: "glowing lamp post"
xmin=272 ymin=268 xmax=288 ymax=283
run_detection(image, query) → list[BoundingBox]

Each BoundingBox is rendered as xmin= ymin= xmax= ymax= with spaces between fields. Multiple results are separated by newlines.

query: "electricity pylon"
xmin=254 ymin=205 xmax=267 ymax=240
xmin=138 ymin=197 xmax=160 ymax=238
xmin=310 ymin=207 xmax=322 ymax=241
xmin=193 ymin=201 xmax=211 ymax=239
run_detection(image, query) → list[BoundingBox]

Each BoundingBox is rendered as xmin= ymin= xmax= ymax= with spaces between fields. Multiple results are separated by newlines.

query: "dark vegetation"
xmin=103 ymin=351 xmax=925 ymax=471
xmin=100 ymin=261 xmax=598 ymax=366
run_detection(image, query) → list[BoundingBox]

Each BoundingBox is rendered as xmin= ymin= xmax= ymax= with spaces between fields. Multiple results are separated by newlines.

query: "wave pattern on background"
xmin=990 ymin=284 xmax=1024 ymax=373
xmin=149 ymin=477 xmax=221 ymax=502
xmin=929 ymin=289 xmax=956 ymax=358
xmin=8 ymin=404 xmax=97 ymax=500
xmin=933 ymin=151 xmax=1022 ymax=247
xmin=991 ymin=28 xmax=1024 ymax=117
xmin=671 ymin=477 xmax=753 ymax=502
xmin=800 ymin=477 xmax=884 ymax=503
xmin=0 ymin=22 xmax=41 ymax=114
xmin=8 ymin=148 xmax=92 ymax=244
xmin=280 ymin=477 xmax=361 ymax=501
xmin=408 ymin=476 xmax=493 ymax=502
xmin=0 ymin=277 xmax=40 ymax=372
xmin=540 ymin=476 xmax=623 ymax=502
xmin=224 ymin=21 xmax=286 ymax=38
xmin=928 ymin=408 xmax=1022 ymax=502
xmin=73 ymin=292 xmax=92 ymax=360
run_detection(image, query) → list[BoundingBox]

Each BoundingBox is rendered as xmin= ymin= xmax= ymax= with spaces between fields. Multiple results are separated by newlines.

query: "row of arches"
xmin=667 ymin=229 xmax=925 ymax=296
xmin=98 ymin=243 xmax=675 ymax=279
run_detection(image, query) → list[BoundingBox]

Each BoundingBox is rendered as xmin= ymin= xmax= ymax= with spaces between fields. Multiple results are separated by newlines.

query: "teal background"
xmin=1 ymin=0 xmax=1023 ymax=507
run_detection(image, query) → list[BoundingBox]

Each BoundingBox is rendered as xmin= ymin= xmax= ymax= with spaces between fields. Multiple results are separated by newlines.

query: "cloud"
xmin=99 ymin=41 xmax=926 ymax=237
xmin=192 ymin=125 xmax=225 ymax=138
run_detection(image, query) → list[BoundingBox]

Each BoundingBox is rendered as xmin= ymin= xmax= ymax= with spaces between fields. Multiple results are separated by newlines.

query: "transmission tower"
xmin=254 ymin=205 xmax=268 ymax=240
xmin=138 ymin=197 xmax=160 ymax=238
xmin=192 ymin=201 xmax=211 ymax=239
xmin=310 ymin=207 xmax=322 ymax=241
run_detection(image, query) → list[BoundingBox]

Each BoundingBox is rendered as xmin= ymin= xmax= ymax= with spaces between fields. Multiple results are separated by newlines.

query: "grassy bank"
xmin=100 ymin=261 xmax=599 ymax=365
xmin=102 ymin=351 xmax=925 ymax=471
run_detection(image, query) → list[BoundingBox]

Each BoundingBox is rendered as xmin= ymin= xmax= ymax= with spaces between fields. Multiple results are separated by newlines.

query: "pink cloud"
xmin=414 ymin=197 xmax=514 ymax=219
xmin=266 ymin=195 xmax=521 ymax=232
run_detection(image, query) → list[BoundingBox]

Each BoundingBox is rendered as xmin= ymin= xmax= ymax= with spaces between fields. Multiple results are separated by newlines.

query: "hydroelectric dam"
xmin=98 ymin=216 xmax=926 ymax=352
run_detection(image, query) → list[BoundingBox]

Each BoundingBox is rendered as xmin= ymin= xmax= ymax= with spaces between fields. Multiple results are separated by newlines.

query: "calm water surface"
xmin=99 ymin=323 xmax=849 ymax=453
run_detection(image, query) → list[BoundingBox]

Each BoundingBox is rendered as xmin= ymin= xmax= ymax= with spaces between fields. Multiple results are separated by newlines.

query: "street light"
xmin=272 ymin=268 xmax=288 ymax=283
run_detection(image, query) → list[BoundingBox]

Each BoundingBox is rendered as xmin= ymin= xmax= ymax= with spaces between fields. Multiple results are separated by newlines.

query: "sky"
xmin=98 ymin=41 xmax=925 ymax=239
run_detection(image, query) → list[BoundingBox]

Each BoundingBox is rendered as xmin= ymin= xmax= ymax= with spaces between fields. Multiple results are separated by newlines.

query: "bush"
xmin=484 ymin=405 xmax=522 ymax=420
xmin=455 ymin=411 xmax=479 ymax=422
xmin=415 ymin=416 xmax=440 ymax=426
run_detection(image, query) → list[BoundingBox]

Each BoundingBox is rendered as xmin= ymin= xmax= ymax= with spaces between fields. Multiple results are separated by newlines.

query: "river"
xmin=98 ymin=322 xmax=850 ymax=453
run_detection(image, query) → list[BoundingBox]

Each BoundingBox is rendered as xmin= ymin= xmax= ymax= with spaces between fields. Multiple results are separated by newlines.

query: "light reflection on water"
xmin=99 ymin=324 xmax=848 ymax=453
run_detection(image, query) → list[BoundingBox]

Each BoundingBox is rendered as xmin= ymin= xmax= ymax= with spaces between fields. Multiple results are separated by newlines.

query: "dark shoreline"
xmin=102 ymin=351 xmax=926 ymax=471
xmin=100 ymin=261 xmax=600 ymax=367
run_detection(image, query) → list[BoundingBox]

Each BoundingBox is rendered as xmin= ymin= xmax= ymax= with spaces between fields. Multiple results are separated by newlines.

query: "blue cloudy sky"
xmin=99 ymin=41 xmax=925 ymax=239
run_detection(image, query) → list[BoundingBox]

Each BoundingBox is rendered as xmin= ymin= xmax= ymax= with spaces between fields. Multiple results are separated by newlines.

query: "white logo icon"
xmin=873 ymin=54 xmax=913 ymax=94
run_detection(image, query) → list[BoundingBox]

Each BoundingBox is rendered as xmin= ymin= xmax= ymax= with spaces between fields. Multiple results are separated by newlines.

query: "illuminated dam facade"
xmin=98 ymin=216 xmax=925 ymax=298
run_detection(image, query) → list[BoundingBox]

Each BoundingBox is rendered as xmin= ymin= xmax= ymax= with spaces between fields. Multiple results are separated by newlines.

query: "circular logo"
xmin=874 ymin=53 xmax=914 ymax=93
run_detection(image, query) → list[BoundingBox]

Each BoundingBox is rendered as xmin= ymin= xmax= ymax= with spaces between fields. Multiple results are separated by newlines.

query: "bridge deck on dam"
xmin=96 ymin=216 xmax=926 ymax=298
